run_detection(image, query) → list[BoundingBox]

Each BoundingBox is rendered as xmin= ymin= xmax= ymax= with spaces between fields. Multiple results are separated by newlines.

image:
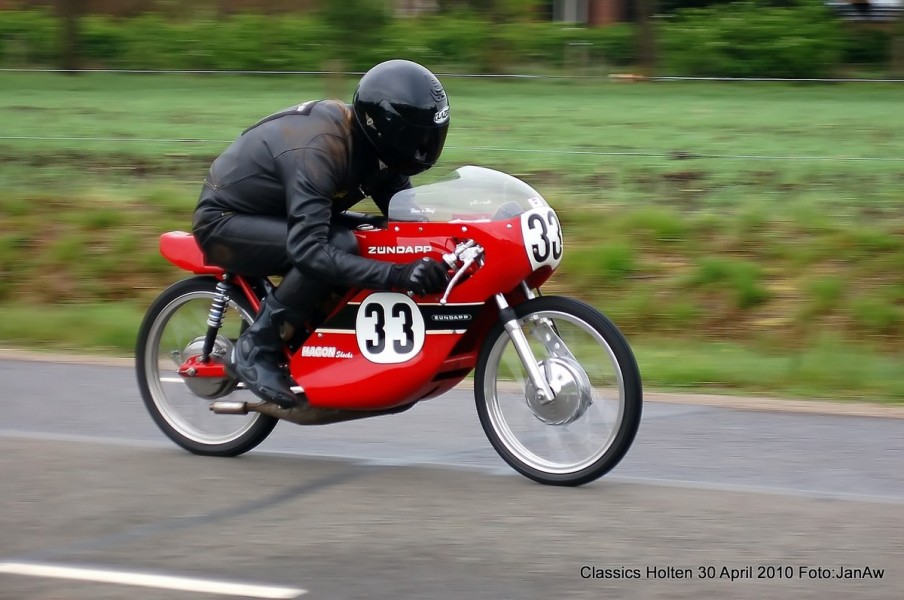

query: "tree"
xmin=638 ymin=0 xmax=657 ymax=76
xmin=57 ymin=0 xmax=81 ymax=72
xmin=894 ymin=9 xmax=904 ymax=77
xmin=438 ymin=0 xmax=543 ymax=20
xmin=659 ymin=0 xmax=799 ymax=11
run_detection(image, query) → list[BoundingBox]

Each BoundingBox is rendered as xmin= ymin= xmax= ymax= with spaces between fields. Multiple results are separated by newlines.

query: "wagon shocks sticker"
xmin=300 ymin=346 xmax=352 ymax=359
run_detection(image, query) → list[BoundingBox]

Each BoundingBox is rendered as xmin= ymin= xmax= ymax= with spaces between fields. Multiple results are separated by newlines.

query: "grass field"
xmin=1 ymin=72 xmax=903 ymax=401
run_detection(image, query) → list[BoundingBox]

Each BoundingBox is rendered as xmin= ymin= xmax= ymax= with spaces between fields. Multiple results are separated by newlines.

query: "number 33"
xmin=522 ymin=208 xmax=563 ymax=270
xmin=355 ymin=293 xmax=426 ymax=364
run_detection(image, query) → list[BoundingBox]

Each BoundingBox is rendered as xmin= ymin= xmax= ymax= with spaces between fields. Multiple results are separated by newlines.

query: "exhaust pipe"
xmin=210 ymin=397 xmax=413 ymax=425
xmin=208 ymin=401 xmax=249 ymax=415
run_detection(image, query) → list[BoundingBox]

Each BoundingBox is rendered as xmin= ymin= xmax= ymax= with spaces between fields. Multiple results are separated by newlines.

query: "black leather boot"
xmin=228 ymin=295 xmax=301 ymax=408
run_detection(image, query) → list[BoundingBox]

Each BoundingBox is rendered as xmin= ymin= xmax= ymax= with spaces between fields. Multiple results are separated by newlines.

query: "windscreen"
xmin=388 ymin=165 xmax=550 ymax=223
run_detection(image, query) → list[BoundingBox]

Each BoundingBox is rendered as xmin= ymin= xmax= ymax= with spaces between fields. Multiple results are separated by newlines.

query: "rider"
xmin=192 ymin=59 xmax=451 ymax=409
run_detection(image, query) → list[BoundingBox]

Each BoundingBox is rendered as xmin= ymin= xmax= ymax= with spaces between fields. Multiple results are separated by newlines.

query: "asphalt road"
xmin=1 ymin=355 xmax=902 ymax=599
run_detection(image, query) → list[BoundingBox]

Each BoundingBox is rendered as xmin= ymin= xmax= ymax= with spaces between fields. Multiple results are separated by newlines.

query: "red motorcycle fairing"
xmin=291 ymin=218 xmax=548 ymax=410
xmin=158 ymin=214 xmax=553 ymax=411
xmin=291 ymin=297 xmax=491 ymax=410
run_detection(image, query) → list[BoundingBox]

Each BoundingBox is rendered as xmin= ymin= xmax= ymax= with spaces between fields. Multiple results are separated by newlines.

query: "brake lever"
xmin=440 ymin=243 xmax=484 ymax=305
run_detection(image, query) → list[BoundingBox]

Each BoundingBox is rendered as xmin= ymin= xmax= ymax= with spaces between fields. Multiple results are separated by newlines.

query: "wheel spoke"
xmin=477 ymin=298 xmax=642 ymax=485
xmin=138 ymin=282 xmax=275 ymax=453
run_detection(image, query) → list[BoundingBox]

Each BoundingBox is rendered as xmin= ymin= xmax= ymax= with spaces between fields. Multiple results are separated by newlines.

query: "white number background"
xmin=520 ymin=207 xmax=564 ymax=271
xmin=355 ymin=293 xmax=426 ymax=364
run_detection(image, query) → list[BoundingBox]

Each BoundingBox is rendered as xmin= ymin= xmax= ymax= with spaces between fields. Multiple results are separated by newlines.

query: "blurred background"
xmin=4 ymin=0 xmax=904 ymax=76
xmin=0 ymin=0 xmax=902 ymax=401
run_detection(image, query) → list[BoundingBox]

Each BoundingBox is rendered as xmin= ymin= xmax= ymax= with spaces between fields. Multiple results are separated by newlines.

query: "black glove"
xmin=391 ymin=257 xmax=449 ymax=295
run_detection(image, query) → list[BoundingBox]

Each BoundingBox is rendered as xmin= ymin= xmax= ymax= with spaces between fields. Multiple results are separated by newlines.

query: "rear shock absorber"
xmin=201 ymin=276 xmax=231 ymax=362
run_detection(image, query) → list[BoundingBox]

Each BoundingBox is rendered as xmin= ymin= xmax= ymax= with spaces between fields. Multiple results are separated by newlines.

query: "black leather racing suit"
xmin=192 ymin=99 xmax=410 ymax=286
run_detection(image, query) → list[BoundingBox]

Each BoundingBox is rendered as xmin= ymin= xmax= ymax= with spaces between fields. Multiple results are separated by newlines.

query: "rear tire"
xmin=136 ymin=276 xmax=277 ymax=456
xmin=475 ymin=296 xmax=642 ymax=486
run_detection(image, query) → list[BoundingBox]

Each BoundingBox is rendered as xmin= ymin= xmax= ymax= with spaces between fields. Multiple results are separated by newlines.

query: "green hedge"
xmin=0 ymin=3 xmax=894 ymax=76
xmin=661 ymin=0 xmax=845 ymax=78
xmin=842 ymin=24 xmax=893 ymax=66
xmin=0 ymin=9 xmax=638 ymax=73
xmin=0 ymin=9 xmax=60 ymax=65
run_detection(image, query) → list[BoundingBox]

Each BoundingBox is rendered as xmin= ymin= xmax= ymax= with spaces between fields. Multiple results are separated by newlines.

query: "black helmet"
xmin=353 ymin=60 xmax=450 ymax=176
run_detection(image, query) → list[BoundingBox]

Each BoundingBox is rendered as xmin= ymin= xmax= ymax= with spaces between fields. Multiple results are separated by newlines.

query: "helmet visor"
xmin=387 ymin=121 xmax=449 ymax=176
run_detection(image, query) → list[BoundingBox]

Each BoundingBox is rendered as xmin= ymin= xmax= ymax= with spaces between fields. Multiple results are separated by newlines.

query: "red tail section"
xmin=159 ymin=232 xmax=224 ymax=275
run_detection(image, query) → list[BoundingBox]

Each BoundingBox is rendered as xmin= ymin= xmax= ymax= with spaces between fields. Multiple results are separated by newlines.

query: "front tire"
xmin=475 ymin=296 xmax=642 ymax=486
xmin=135 ymin=276 xmax=277 ymax=456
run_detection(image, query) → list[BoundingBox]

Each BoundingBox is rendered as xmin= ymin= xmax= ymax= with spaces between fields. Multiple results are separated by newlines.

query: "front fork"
xmin=442 ymin=240 xmax=556 ymax=403
xmin=495 ymin=288 xmax=556 ymax=405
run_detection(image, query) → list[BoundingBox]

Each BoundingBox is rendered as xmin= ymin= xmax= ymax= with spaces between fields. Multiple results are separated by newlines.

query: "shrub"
xmin=841 ymin=24 xmax=892 ymax=66
xmin=804 ymin=275 xmax=844 ymax=316
xmin=0 ymin=4 xmax=888 ymax=77
xmin=687 ymin=256 xmax=771 ymax=310
xmin=496 ymin=21 xmax=637 ymax=71
xmin=660 ymin=0 xmax=845 ymax=78
xmin=566 ymin=241 xmax=638 ymax=286
xmin=417 ymin=14 xmax=493 ymax=70
xmin=848 ymin=291 xmax=902 ymax=336
xmin=0 ymin=9 xmax=59 ymax=66
xmin=619 ymin=207 xmax=689 ymax=246
xmin=316 ymin=0 xmax=397 ymax=71
xmin=80 ymin=15 xmax=127 ymax=64
xmin=586 ymin=23 xmax=636 ymax=69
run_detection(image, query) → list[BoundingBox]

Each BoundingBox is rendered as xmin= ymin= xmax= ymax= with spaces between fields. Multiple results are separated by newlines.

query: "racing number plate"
xmin=521 ymin=207 xmax=564 ymax=271
xmin=355 ymin=293 xmax=426 ymax=364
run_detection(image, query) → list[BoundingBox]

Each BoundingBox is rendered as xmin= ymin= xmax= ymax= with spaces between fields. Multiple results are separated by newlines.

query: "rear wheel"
xmin=475 ymin=296 xmax=642 ymax=486
xmin=135 ymin=276 xmax=277 ymax=456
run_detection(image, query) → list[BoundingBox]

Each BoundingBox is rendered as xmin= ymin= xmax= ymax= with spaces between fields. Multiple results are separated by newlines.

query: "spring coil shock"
xmin=201 ymin=277 xmax=231 ymax=361
xmin=207 ymin=280 xmax=231 ymax=328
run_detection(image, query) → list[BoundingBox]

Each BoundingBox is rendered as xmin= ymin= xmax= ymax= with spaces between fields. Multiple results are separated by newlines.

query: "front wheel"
xmin=475 ymin=296 xmax=642 ymax=486
xmin=135 ymin=276 xmax=277 ymax=456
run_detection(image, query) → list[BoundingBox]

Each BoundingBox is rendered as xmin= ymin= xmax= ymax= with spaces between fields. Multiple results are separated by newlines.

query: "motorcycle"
xmin=136 ymin=166 xmax=642 ymax=486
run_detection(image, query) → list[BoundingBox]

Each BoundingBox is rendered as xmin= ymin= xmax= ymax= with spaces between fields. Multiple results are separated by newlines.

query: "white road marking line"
xmin=0 ymin=562 xmax=306 ymax=598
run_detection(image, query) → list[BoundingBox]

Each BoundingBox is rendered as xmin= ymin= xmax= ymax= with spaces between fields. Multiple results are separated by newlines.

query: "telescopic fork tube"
xmin=441 ymin=241 xmax=555 ymax=402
